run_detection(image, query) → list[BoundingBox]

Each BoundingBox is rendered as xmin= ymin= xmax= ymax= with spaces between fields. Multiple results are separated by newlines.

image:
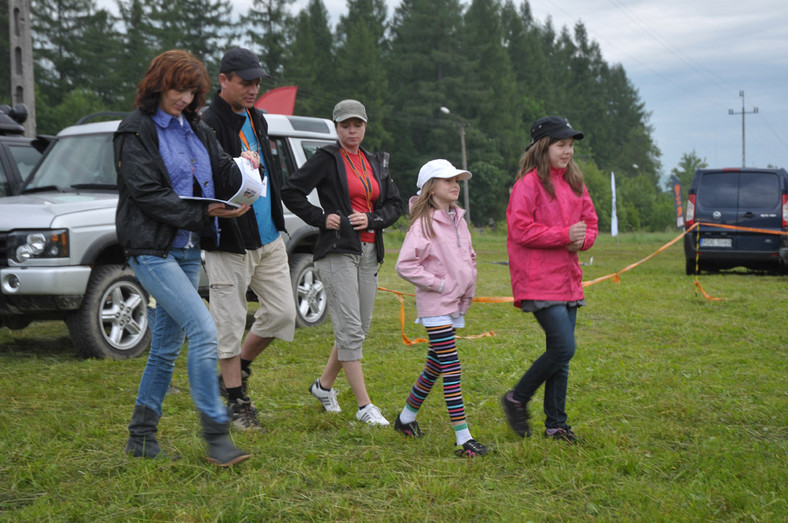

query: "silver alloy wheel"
xmin=99 ymin=279 xmax=149 ymax=351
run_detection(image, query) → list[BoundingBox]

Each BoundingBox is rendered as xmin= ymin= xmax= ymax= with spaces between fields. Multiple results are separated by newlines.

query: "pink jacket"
xmin=507 ymin=167 xmax=598 ymax=307
xmin=396 ymin=197 xmax=477 ymax=317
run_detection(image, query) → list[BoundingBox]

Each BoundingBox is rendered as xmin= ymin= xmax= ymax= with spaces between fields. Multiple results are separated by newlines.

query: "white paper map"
xmin=180 ymin=157 xmax=263 ymax=208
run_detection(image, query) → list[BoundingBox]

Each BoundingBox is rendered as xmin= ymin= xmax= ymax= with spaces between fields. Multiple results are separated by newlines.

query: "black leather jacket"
xmin=114 ymin=109 xmax=242 ymax=258
xmin=201 ymin=94 xmax=286 ymax=254
xmin=281 ymin=143 xmax=403 ymax=263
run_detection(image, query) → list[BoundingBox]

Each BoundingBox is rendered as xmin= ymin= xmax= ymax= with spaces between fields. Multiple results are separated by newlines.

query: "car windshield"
xmin=26 ymin=132 xmax=116 ymax=190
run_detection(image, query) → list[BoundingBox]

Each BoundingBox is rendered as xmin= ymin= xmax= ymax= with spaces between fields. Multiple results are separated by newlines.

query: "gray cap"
xmin=333 ymin=99 xmax=367 ymax=122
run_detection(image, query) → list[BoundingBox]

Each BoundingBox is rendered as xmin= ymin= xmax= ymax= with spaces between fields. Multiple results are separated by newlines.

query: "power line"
xmin=538 ymin=0 xmax=733 ymax=112
xmin=607 ymin=0 xmax=736 ymax=98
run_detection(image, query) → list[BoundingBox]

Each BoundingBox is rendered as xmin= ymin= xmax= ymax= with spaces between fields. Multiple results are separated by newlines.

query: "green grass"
xmin=1 ymin=231 xmax=786 ymax=521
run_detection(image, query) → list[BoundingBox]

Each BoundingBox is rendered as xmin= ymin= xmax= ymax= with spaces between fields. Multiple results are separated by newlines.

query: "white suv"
xmin=0 ymin=114 xmax=336 ymax=358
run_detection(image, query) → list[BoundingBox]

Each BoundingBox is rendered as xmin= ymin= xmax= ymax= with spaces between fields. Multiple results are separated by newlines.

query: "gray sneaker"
xmin=309 ymin=379 xmax=341 ymax=413
xmin=228 ymin=397 xmax=264 ymax=433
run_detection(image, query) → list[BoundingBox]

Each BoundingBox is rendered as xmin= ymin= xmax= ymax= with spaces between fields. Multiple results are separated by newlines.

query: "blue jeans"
xmin=129 ymin=248 xmax=227 ymax=423
xmin=513 ymin=304 xmax=577 ymax=428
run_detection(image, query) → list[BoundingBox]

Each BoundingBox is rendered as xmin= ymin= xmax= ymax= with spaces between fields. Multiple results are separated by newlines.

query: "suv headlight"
xmin=8 ymin=230 xmax=69 ymax=263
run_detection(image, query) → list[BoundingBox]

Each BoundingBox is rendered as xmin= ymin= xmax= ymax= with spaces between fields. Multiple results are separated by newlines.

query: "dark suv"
xmin=0 ymin=104 xmax=49 ymax=197
xmin=684 ymin=167 xmax=788 ymax=274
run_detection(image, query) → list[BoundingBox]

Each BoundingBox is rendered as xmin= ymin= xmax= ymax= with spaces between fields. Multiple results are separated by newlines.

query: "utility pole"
xmin=728 ymin=90 xmax=757 ymax=168
xmin=8 ymin=0 xmax=36 ymax=136
xmin=440 ymin=106 xmax=471 ymax=224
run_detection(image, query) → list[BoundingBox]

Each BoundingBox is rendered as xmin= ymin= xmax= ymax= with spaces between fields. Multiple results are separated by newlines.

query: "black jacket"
xmin=281 ymin=143 xmax=403 ymax=263
xmin=201 ymin=94 xmax=286 ymax=254
xmin=114 ymin=109 xmax=242 ymax=258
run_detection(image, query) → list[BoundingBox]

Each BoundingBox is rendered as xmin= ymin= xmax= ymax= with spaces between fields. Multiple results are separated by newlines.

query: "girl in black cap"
xmin=501 ymin=116 xmax=598 ymax=443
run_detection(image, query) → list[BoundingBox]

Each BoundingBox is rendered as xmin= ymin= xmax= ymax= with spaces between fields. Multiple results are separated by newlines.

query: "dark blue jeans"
xmin=513 ymin=304 xmax=577 ymax=429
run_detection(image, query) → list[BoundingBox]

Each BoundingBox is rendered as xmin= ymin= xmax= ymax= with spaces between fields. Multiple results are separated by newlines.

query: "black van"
xmin=683 ymin=167 xmax=788 ymax=274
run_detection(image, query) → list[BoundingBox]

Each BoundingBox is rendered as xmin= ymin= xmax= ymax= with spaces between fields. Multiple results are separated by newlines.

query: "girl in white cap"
xmin=393 ymin=159 xmax=490 ymax=457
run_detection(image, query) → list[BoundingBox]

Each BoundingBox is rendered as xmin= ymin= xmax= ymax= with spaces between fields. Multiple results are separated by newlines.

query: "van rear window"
xmin=698 ymin=172 xmax=738 ymax=208
xmin=698 ymin=172 xmax=780 ymax=210
xmin=738 ymin=173 xmax=780 ymax=209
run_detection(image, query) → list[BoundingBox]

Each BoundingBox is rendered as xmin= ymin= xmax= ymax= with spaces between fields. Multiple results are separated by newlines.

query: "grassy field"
xmin=1 ymin=231 xmax=786 ymax=521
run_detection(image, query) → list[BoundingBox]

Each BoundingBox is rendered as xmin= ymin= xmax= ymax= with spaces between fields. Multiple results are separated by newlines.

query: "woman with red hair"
xmin=116 ymin=50 xmax=257 ymax=467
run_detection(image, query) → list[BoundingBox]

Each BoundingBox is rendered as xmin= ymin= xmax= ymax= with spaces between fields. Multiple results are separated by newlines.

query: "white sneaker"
xmin=356 ymin=404 xmax=390 ymax=426
xmin=309 ymin=379 xmax=341 ymax=413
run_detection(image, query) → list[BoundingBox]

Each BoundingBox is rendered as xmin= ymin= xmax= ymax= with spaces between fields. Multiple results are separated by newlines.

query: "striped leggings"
xmin=405 ymin=324 xmax=465 ymax=423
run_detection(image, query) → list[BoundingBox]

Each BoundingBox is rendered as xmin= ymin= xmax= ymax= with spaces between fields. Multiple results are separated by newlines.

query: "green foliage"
xmin=31 ymin=0 xmax=118 ymax=117
xmin=44 ymin=88 xmax=109 ymax=130
xmin=16 ymin=0 xmax=676 ymax=229
xmin=2 ymin=233 xmax=787 ymax=520
xmin=281 ymin=0 xmax=337 ymax=118
xmin=580 ymin=158 xmax=610 ymax=233
xmin=671 ymin=150 xmax=708 ymax=201
xmin=148 ymin=0 xmax=235 ymax=74
xmin=246 ymin=0 xmax=294 ymax=80
xmin=334 ymin=0 xmax=392 ymax=151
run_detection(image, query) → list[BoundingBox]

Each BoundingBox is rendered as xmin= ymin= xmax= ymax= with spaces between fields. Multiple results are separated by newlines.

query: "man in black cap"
xmin=202 ymin=47 xmax=296 ymax=432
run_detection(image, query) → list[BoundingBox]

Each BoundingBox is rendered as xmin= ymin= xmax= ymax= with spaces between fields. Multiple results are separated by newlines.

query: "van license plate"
xmin=700 ymin=238 xmax=732 ymax=248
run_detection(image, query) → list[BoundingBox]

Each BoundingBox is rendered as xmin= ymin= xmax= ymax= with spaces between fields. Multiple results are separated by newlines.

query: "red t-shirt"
xmin=341 ymin=150 xmax=379 ymax=244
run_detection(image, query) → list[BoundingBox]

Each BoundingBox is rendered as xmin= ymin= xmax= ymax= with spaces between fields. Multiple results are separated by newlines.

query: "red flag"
xmin=254 ymin=86 xmax=298 ymax=115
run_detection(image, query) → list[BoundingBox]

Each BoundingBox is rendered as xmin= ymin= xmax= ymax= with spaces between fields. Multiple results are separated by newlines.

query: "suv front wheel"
xmin=289 ymin=253 xmax=327 ymax=328
xmin=65 ymin=265 xmax=151 ymax=359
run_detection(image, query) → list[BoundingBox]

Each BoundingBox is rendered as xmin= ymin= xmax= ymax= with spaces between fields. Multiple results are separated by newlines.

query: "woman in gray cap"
xmin=282 ymin=99 xmax=402 ymax=426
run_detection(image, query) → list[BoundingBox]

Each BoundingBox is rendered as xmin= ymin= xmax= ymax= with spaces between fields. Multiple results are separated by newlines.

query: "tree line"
xmin=2 ymin=0 xmax=688 ymax=230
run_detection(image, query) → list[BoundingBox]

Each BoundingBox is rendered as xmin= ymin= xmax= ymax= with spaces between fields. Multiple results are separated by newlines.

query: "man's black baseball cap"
xmin=219 ymin=48 xmax=267 ymax=81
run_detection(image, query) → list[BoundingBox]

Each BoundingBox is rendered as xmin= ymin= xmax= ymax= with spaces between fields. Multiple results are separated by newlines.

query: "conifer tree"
xmin=334 ymin=0 xmax=391 ymax=151
xmin=386 ymin=0 xmax=467 ymax=192
xmin=246 ymin=0 xmax=294 ymax=80
xmin=282 ymin=0 xmax=336 ymax=118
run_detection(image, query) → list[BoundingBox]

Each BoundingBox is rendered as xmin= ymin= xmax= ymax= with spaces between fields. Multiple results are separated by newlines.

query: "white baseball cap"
xmin=416 ymin=159 xmax=471 ymax=194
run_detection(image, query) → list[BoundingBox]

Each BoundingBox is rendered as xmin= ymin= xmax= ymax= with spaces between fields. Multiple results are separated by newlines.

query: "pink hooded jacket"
xmin=396 ymin=196 xmax=477 ymax=317
xmin=507 ymin=167 xmax=598 ymax=307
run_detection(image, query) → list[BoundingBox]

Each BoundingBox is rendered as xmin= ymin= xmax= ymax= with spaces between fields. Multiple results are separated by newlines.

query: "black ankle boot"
xmin=126 ymin=404 xmax=166 ymax=458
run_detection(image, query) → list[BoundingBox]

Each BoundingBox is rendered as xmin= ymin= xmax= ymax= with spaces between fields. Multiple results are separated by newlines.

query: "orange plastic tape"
xmin=377 ymin=286 xmax=496 ymax=346
xmin=381 ymin=221 xmax=760 ymax=344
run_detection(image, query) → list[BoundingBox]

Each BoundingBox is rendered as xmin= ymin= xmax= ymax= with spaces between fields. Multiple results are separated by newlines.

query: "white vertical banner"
xmin=610 ymin=171 xmax=619 ymax=237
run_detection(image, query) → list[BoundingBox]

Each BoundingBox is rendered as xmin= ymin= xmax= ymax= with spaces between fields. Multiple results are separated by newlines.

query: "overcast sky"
xmin=229 ymin=0 xmax=788 ymax=177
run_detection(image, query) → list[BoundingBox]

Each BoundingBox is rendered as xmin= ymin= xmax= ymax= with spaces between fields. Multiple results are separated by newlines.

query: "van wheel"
xmin=290 ymin=253 xmax=327 ymax=328
xmin=65 ymin=265 xmax=151 ymax=359
xmin=685 ymin=258 xmax=697 ymax=275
